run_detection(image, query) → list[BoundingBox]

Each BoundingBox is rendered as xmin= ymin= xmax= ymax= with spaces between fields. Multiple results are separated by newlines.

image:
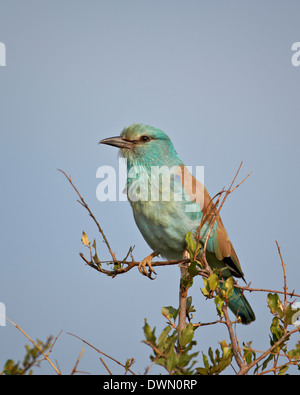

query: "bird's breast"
xmin=126 ymin=166 xmax=212 ymax=260
xmin=131 ymin=199 xmax=197 ymax=260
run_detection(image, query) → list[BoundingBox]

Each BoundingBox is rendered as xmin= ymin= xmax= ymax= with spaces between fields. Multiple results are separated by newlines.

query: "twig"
xmin=237 ymin=327 xmax=300 ymax=375
xmin=162 ymin=313 xmax=178 ymax=329
xmin=67 ymin=332 xmax=136 ymax=375
xmin=80 ymin=251 xmax=300 ymax=299
xmin=70 ymin=347 xmax=85 ymax=375
xmin=193 ymin=320 xmax=223 ymax=328
xmin=3 ymin=315 xmax=61 ymax=375
xmin=47 ymin=329 xmax=62 ymax=355
xmin=144 ymin=359 xmax=157 ymax=375
xmin=79 ymin=252 xmax=187 ymax=277
xmin=236 ymin=242 xmax=299 ymax=375
xmin=222 ymin=305 xmax=244 ymax=369
xmin=195 ymin=162 xmax=251 ymax=273
xmin=99 ymin=358 xmax=113 ymax=375
xmin=234 ymin=284 xmax=300 ymax=299
xmin=275 ymin=241 xmax=288 ymax=312
xmin=178 ymin=250 xmax=190 ymax=336
xmin=58 ymin=169 xmax=117 ymax=263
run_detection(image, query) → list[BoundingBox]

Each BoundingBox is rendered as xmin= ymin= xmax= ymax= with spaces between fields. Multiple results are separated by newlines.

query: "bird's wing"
xmin=177 ymin=165 xmax=245 ymax=279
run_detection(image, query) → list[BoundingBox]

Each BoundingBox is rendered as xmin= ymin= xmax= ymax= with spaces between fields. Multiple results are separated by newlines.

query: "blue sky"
xmin=0 ymin=1 xmax=299 ymax=374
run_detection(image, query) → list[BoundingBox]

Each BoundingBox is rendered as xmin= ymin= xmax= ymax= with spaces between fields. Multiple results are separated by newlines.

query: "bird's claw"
xmin=138 ymin=252 xmax=158 ymax=279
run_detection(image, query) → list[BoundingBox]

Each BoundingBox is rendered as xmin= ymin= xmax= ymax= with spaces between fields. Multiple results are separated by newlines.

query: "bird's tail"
xmin=224 ymin=285 xmax=255 ymax=325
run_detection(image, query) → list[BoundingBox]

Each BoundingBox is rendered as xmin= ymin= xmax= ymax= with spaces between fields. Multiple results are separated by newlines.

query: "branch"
xmin=79 ymin=252 xmax=188 ymax=278
xmin=67 ymin=332 xmax=136 ymax=375
xmin=197 ymin=162 xmax=252 ymax=271
xmin=275 ymin=241 xmax=288 ymax=312
xmin=234 ymin=284 xmax=300 ymax=299
xmin=178 ymin=250 xmax=190 ymax=336
xmin=237 ymin=327 xmax=300 ymax=375
xmin=70 ymin=347 xmax=87 ymax=375
xmin=3 ymin=316 xmax=61 ymax=375
xmin=222 ymin=305 xmax=244 ymax=369
xmin=58 ymin=169 xmax=117 ymax=263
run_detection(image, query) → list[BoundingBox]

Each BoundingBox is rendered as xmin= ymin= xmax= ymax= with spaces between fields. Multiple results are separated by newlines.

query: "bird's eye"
xmin=140 ymin=135 xmax=151 ymax=142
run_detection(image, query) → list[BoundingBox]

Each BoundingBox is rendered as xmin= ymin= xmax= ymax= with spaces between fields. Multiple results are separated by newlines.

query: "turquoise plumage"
xmin=100 ymin=123 xmax=255 ymax=324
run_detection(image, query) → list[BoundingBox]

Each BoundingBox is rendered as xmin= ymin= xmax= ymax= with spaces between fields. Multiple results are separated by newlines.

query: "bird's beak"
xmin=99 ymin=136 xmax=133 ymax=149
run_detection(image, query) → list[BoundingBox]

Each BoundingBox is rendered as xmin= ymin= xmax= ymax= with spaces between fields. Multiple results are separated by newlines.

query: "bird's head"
xmin=99 ymin=123 xmax=182 ymax=168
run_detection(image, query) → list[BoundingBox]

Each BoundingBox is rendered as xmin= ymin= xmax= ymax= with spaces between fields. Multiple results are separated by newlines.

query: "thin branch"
xmin=99 ymin=358 xmax=112 ymax=375
xmin=275 ymin=241 xmax=288 ymax=312
xmin=178 ymin=250 xmax=190 ymax=336
xmin=234 ymin=284 xmax=300 ymax=299
xmin=193 ymin=319 xmax=223 ymax=328
xmin=3 ymin=316 xmax=61 ymax=375
xmin=70 ymin=347 xmax=85 ymax=375
xmin=162 ymin=313 xmax=177 ymax=330
xmin=222 ymin=305 xmax=244 ymax=369
xmin=195 ymin=162 xmax=251 ymax=274
xmin=47 ymin=329 xmax=62 ymax=355
xmin=67 ymin=332 xmax=136 ymax=375
xmin=79 ymin=252 xmax=187 ymax=277
xmin=237 ymin=327 xmax=300 ymax=375
xmin=58 ymin=169 xmax=117 ymax=263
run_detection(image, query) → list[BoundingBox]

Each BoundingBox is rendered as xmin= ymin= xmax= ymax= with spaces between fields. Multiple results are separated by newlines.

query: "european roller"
xmin=100 ymin=123 xmax=255 ymax=324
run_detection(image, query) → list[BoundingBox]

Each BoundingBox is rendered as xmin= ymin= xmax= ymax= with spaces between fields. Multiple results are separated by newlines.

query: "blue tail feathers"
xmin=226 ymin=286 xmax=255 ymax=325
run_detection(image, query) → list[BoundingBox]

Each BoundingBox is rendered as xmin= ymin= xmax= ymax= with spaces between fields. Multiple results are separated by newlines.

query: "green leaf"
xmin=158 ymin=326 xmax=171 ymax=348
xmin=287 ymin=342 xmax=300 ymax=360
xmin=188 ymin=261 xmax=199 ymax=278
xmin=181 ymin=273 xmax=192 ymax=291
xmin=267 ymin=293 xmax=284 ymax=319
xmin=161 ymin=306 xmax=178 ymax=321
xmin=270 ymin=317 xmax=284 ymax=343
xmin=208 ymin=273 xmax=219 ymax=292
xmin=208 ymin=347 xmax=214 ymax=364
xmin=223 ymin=277 xmax=234 ymax=299
xmin=143 ymin=319 xmax=156 ymax=344
xmin=261 ymin=353 xmax=274 ymax=371
xmin=166 ymin=349 xmax=178 ymax=372
xmin=179 ymin=323 xmax=194 ymax=347
xmin=214 ymin=295 xmax=224 ymax=317
xmin=243 ymin=342 xmax=256 ymax=365
xmin=220 ymin=340 xmax=232 ymax=360
xmin=178 ymin=351 xmax=199 ymax=369
xmin=93 ymin=254 xmax=101 ymax=266
xmin=197 ymin=343 xmax=233 ymax=375
xmin=202 ymin=353 xmax=209 ymax=369
xmin=196 ymin=367 xmax=209 ymax=375
xmin=186 ymin=296 xmax=196 ymax=317
xmin=201 ymin=278 xmax=211 ymax=297
xmin=125 ymin=358 xmax=135 ymax=372
xmin=278 ymin=365 xmax=289 ymax=375
xmin=185 ymin=232 xmax=197 ymax=257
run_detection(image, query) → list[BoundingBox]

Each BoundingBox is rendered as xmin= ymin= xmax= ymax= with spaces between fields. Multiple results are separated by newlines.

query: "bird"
xmin=99 ymin=123 xmax=255 ymax=324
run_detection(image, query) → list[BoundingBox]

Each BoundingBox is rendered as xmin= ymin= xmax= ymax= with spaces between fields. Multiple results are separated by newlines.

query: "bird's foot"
xmin=138 ymin=251 xmax=159 ymax=279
